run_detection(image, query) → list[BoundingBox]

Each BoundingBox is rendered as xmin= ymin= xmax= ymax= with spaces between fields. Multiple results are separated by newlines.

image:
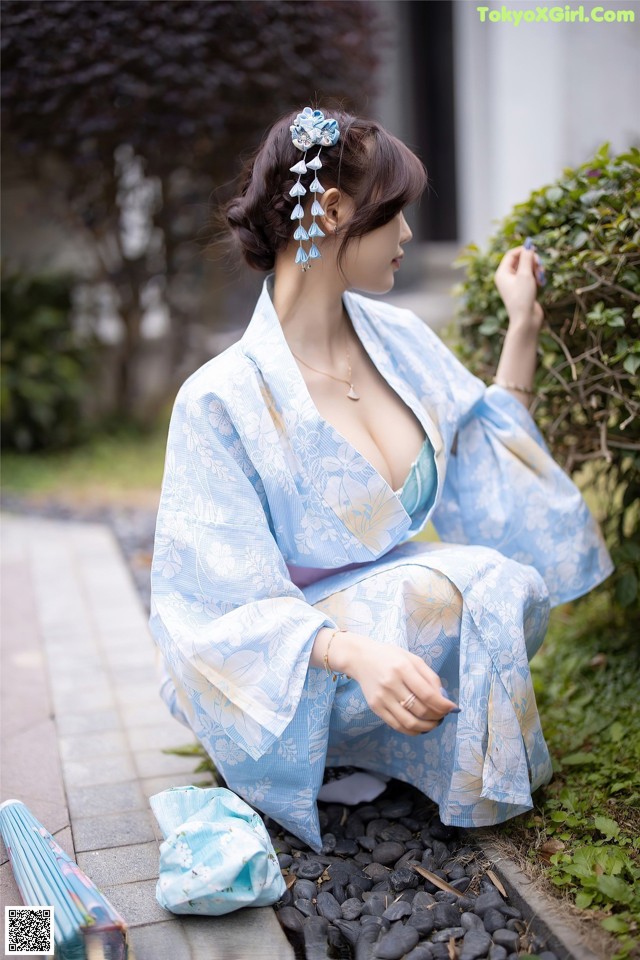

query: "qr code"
xmin=5 ymin=906 xmax=55 ymax=956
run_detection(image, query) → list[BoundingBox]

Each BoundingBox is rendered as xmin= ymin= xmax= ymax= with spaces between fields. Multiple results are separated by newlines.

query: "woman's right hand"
xmin=328 ymin=630 xmax=458 ymax=735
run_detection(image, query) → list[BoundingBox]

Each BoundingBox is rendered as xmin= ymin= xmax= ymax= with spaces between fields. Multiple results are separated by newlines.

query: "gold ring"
xmin=400 ymin=693 xmax=416 ymax=711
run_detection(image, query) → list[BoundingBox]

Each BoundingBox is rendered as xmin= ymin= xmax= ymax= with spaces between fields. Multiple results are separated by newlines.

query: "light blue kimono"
xmin=149 ymin=273 xmax=614 ymax=852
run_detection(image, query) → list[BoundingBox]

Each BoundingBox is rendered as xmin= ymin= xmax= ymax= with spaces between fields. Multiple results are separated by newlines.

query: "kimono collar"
xmin=239 ymin=274 xmax=446 ymax=559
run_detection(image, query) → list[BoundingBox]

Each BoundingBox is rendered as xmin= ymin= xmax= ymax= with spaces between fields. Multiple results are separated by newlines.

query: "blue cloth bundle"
xmin=149 ymin=785 xmax=285 ymax=915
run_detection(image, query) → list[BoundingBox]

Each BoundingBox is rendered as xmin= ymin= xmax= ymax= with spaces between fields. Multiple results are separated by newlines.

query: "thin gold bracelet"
xmin=324 ymin=628 xmax=349 ymax=682
xmin=492 ymin=377 xmax=536 ymax=397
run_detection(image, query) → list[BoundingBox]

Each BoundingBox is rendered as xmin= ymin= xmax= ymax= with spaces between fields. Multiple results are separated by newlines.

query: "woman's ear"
xmin=320 ymin=188 xmax=341 ymax=236
xmin=321 ymin=189 xmax=356 ymax=237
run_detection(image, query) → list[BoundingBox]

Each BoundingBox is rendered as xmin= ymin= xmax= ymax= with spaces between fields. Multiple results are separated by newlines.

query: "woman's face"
xmin=340 ymin=209 xmax=413 ymax=294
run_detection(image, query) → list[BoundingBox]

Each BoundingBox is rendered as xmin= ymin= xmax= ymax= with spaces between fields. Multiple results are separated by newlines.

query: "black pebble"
xmin=492 ymin=928 xmax=520 ymax=951
xmin=380 ymin=823 xmax=413 ymax=843
xmin=431 ymin=926 xmax=465 ymax=942
xmin=404 ymin=947 xmax=435 ymax=960
xmin=484 ymin=907 xmax=507 ymax=933
xmin=474 ymin=890 xmax=506 ymax=915
xmin=316 ymin=890 xmax=342 ymax=921
xmin=341 ymin=897 xmax=363 ymax=920
xmin=328 ymin=862 xmax=351 ymax=885
xmin=373 ymin=924 xmax=419 ymax=959
xmin=346 ymin=882 xmax=366 ymax=900
xmin=487 ymin=945 xmax=507 ymax=960
xmin=277 ymin=853 xmax=293 ymax=868
xmin=293 ymin=898 xmax=316 ymax=918
xmin=432 ymin=901 xmax=462 ymax=929
xmin=411 ymin=890 xmax=436 ymax=910
xmin=364 ymin=862 xmax=392 ymax=883
xmin=459 ymin=928 xmax=493 ymax=960
xmin=321 ymin=833 xmax=336 ymax=853
xmin=361 ymin=897 xmax=387 ymax=917
xmin=276 ymin=905 xmax=305 ymax=933
xmin=358 ymin=835 xmax=377 ymax=852
xmin=382 ymin=900 xmax=412 ymax=921
xmin=303 ymin=915 xmax=329 ymax=960
xmin=292 ymin=879 xmax=317 ymax=901
xmin=335 ymin=838 xmax=360 ymax=856
xmin=389 ymin=867 xmax=419 ymax=892
xmin=331 ymin=882 xmax=346 ymax=905
xmin=332 ymin=918 xmax=361 ymax=946
xmin=296 ymin=859 xmax=325 ymax=880
xmin=355 ymin=851 xmax=373 ymax=866
xmin=380 ymin=799 xmax=414 ymax=819
xmin=405 ymin=910 xmax=435 ymax=935
xmin=372 ymin=841 xmax=405 ymax=865
xmin=461 ymin=911 xmax=483 ymax=931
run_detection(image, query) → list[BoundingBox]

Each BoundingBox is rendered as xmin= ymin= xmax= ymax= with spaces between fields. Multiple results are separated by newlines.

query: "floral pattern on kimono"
xmin=149 ymin=273 xmax=614 ymax=851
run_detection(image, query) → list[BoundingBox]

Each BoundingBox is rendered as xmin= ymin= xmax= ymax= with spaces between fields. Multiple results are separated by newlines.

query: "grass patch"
xmin=491 ymin=589 xmax=640 ymax=959
xmin=1 ymin=417 xmax=170 ymax=504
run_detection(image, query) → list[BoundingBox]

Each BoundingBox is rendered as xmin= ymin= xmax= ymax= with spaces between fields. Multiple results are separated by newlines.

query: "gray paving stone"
xmin=52 ymin=683 xmax=116 ymax=715
xmin=134 ymin=748 xmax=204 ymax=780
xmin=114 ymin=684 xmax=161 ymax=707
xmin=121 ymin=701 xmax=173 ymax=728
xmin=77 ymin=841 xmax=160 ymax=887
xmin=127 ymin=920 xmax=192 ymax=960
xmin=72 ymin=809 xmax=156 ymax=852
xmin=183 ymin=910 xmax=295 ymax=960
xmin=140 ymin=775 xmax=215 ymax=800
xmin=66 ymin=780 xmax=146 ymax=820
xmin=63 ymin=752 xmax=137 ymax=789
xmin=100 ymin=878 xmax=174 ymax=927
xmin=55 ymin=708 xmax=122 ymax=736
xmin=109 ymin=664 xmax=158 ymax=687
xmin=60 ymin=729 xmax=129 ymax=762
xmin=103 ymin=645 xmax=157 ymax=669
xmin=127 ymin=723 xmax=198 ymax=753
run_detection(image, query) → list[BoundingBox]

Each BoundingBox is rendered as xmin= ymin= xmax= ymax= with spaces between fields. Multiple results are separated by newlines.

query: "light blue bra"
xmin=394 ymin=435 xmax=437 ymax=522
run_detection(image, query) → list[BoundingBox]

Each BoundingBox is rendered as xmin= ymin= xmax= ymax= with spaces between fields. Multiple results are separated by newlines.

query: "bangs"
xmin=347 ymin=126 xmax=429 ymax=236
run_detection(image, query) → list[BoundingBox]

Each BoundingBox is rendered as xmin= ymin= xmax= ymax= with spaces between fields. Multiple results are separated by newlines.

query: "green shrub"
xmin=452 ymin=142 xmax=640 ymax=618
xmin=1 ymin=265 xmax=97 ymax=452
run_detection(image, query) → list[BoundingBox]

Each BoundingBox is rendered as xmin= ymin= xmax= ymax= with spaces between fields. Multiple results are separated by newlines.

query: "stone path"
xmin=0 ymin=512 xmax=293 ymax=960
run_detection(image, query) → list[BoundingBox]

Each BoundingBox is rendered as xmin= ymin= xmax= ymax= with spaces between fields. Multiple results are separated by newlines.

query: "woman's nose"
xmin=400 ymin=212 xmax=412 ymax=243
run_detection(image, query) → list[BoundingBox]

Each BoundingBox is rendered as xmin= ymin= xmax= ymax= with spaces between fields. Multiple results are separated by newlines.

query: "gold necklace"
xmin=289 ymin=337 xmax=360 ymax=401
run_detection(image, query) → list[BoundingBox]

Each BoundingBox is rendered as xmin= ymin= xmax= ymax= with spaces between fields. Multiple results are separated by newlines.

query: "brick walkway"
xmin=0 ymin=512 xmax=293 ymax=960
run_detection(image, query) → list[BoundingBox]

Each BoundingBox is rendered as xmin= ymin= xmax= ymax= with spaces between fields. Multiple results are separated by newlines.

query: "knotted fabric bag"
xmin=149 ymin=785 xmax=285 ymax=915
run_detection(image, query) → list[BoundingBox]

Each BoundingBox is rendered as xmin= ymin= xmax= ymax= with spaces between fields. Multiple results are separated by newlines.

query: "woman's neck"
xmin=271 ymin=254 xmax=352 ymax=362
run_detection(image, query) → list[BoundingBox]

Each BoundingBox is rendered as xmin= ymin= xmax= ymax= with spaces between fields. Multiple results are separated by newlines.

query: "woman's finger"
xmin=385 ymin=700 xmax=442 ymax=736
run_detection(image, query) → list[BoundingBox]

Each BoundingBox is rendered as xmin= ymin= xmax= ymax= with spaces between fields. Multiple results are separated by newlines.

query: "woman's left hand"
xmin=494 ymin=245 xmax=545 ymax=332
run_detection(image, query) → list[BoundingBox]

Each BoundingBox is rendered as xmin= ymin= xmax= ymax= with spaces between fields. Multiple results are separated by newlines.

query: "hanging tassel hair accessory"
xmin=288 ymin=107 xmax=340 ymax=272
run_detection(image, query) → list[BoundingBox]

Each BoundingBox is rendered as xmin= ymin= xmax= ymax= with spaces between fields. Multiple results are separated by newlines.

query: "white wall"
xmin=453 ymin=0 xmax=640 ymax=247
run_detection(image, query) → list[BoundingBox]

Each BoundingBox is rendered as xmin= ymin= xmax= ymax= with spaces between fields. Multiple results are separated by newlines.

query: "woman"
xmin=149 ymin=106 xmax=613 ymax=852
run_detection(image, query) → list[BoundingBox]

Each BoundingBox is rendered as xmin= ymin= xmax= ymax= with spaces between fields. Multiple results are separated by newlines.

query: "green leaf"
xmin=609 ymin=722 xmax=625 ymax=744
xmin=595 ymin=875 xmax=633 ymax=904
xmin=601 ymin=916 xmax=630 ymax=934
xmin=575 ymin=890 xmax=595 ymax=909
xmin=623 ymin=354 xmax=640 ymax=374
xmin=594 ymin=816 xmax=621 ymax=839
xmin=478 ymin=316 xmax=502 ymax=335
xmin=615 ymin=571 xmax=638 ymax=607
xmin=562 ymin=751 xmax=597 ymax=766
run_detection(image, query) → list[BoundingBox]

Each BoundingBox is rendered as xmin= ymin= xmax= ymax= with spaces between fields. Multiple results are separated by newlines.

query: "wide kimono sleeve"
xmin=148 ymin=380 xmax=338 ymax=762
xmin=412 ymin=317 xmax=615 ymax=608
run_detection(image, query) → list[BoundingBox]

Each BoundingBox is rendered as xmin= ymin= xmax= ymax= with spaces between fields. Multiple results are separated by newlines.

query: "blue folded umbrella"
xmin=149 ymin=785 xmax=286 ymax=915
xmin=0 ymin=799 xmax=130 ymax=960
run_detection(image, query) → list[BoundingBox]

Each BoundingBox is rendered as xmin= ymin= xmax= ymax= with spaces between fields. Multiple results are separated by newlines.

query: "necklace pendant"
xmin=347 ymin=384 xmax=360 ymax=401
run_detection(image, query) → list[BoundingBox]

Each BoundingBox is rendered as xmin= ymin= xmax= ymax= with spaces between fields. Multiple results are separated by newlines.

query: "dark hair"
xmin=214 ymin=105 xmax=429 ymax=275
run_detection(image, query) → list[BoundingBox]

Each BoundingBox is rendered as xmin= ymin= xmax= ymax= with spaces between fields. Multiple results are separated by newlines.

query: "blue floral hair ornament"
xmin=289 ymin=107 xmax=340 ymax=271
